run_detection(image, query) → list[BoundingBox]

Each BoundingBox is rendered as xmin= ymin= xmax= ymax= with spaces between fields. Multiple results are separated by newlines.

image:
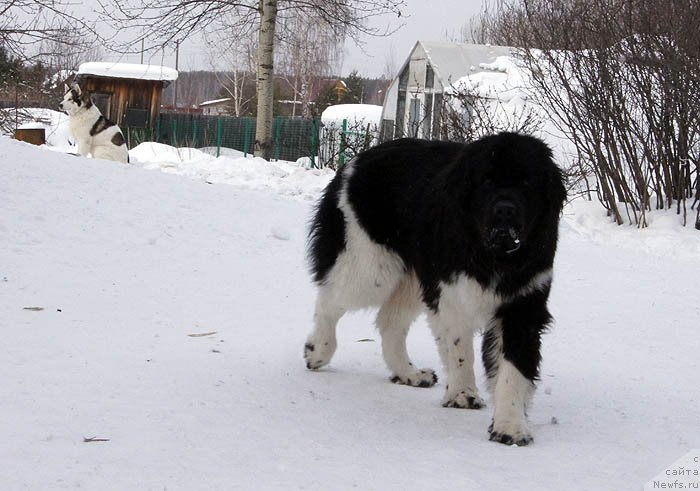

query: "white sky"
xmin=341 ymin=0 xmax=483 ymax=78
xmin=99 ymin=0 xmax=483 ymax=78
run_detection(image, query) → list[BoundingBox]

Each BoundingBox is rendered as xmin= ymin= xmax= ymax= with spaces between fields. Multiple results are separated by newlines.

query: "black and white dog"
xmin=304 ymin=133 xmax=566 ymax=446
xmin=59 ymin=83 xmax=129 ymax=163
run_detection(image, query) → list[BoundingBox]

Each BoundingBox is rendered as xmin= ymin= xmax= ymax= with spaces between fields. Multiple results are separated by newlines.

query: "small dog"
xmin=59 ymin=83 xmax=129 ymax=163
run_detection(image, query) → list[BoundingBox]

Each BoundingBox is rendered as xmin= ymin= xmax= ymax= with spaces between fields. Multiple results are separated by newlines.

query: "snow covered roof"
xmin=412 ymin=41 xmax=513 ymax=86
xmin=77 ymin=62 xmax=178 ymax=82
xmin=447 ymin=55 xmax=528 ymax=103
xmin=321 ymin=104 xmax=383 ymax=126
xmin=199 ymin=97 xmax=232 ymax=107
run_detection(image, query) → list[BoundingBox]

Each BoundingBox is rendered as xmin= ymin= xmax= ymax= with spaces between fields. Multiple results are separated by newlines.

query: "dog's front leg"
xmin=428 ymin=311 xmax=484 ymax=410
xmin=76 ymin=139 xmax=91 ymax=158
xmin=483 ymin=288 xmax=552 ymax=446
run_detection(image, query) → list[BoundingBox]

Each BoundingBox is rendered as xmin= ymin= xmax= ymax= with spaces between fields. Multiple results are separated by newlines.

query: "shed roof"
xmin=77 ymin=62 xmax=178 ymax=83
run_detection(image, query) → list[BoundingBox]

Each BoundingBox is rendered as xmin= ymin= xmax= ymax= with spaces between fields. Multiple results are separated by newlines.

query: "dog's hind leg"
xmin=377 ymin=274 xmax=437 ymax=388
xmin=304 ymin=289 xmax=345 ymax=370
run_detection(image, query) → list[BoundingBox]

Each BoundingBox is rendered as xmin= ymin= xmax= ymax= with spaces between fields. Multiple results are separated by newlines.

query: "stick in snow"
xmin=83 ymin=436 xmax=110 ymax=443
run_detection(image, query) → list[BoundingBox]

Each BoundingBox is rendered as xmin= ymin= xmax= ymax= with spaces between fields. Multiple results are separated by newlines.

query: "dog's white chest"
xmin=437 ymin=274 xmax=501 ymax=331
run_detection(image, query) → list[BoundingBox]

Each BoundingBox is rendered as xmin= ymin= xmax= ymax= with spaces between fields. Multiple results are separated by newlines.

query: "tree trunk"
xmin=255 ymin=0 xmax=278 ymax=160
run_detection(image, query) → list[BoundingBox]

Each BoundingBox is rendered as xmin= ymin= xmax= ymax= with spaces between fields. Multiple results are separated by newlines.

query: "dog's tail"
xmin=307 ymin=171 xmax=346 ymax=284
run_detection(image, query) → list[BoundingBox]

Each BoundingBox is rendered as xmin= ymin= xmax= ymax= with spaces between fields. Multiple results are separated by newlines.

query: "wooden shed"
xmin=75 ymin=62 xmax=178 ymax=131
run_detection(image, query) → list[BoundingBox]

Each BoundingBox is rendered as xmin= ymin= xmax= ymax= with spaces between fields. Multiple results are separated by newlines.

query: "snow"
xmin=77 ymin=62 xmax=178 ymax=82
xmin=6 ymin=108 xmax=73 ymax=150
xmin=447 ymin=55 xmax=578 ymax=168
xmin=17 ymin=122 xmax=46 ymax=130
xmin=129 ymin=142 xmax=334 ymax=201
xmin=199 ymin=97 xmax=233 ymax=107
xmin=1 ymin=134 xmax=699 ymax=490
xmin=320 ymin=103 xmax=383 ymax=127
xmin=449 ymin=56 xmax=528 ymax=104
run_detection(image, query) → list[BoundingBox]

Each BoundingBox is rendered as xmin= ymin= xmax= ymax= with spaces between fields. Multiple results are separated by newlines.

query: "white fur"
xmin=376 ymin=273 xmax=436 ymax=386
xmin=60 ymin=86 xmax=129 ymax=164
xmin=491 ymin=357 xmax=535 ymax=443
xmin=429 ymin=274 xmax=501 ymax=407
xmin=516 ymin=269 xmax=553 ymax=297
xmin=305 ymin=165 xmax=419 ymax=375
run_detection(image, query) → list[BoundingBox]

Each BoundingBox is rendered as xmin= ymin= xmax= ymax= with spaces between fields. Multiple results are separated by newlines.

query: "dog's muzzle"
xmin=486 ymin=200 xmax=522 ymax=254
xmin=488 ymin=227 xmax=521 ymax=254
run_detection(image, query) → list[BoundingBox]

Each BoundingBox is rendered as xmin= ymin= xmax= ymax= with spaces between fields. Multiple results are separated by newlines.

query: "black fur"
xmin=309 ymin=133 xmax=565 ymax=299
xmin=69 ymin=88 xmax=82 ymax=107
xmin=68 ymin=86 xmax=93 ymax=110
xmin=90 ymin=115 xmax=116 ymax=136
xmin=497 ymin=287 xmax=552 ymax=381
xmin=82 ymin=91 xmax=93 ymax=109
xmin=111 ymin=132 xmax=125 ymax=147
xmin=308 ymin=174 xmax=347 ymax=283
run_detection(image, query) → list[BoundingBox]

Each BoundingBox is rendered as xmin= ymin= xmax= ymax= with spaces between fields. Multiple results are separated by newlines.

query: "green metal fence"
xmin=125 ymin=113 xmax=377 ymax=169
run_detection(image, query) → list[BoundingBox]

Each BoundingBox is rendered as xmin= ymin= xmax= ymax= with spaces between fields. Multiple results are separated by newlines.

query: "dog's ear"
xmin=71 ymin=83 xmax=82 ymax=96
xmin=64 ymin=84 xmax=70 ymax=94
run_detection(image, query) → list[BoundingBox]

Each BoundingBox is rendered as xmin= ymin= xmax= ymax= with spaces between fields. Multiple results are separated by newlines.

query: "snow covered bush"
xmin=439 ymin=58 xmax=543 ymax=144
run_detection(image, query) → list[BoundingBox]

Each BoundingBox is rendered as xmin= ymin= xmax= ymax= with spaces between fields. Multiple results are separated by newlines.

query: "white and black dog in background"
xmin=304 ymin=133 xmax=566 ymax=446
xmin=59 ymin=83 xmax=129 ymax=164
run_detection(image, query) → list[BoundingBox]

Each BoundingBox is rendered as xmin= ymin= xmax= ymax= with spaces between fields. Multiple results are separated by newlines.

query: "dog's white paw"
xmin=390 ymin=368 xmax=438 ymax=388
xmin=442 ymin=389 xmax=485 ymax=409
xmin=488 ymin=419 xmax=533 ymax=446
xmin=304 ymin=338 xmax=336 ymax=370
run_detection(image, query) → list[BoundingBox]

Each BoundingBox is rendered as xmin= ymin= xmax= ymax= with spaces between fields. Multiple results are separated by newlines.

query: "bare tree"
xmin=205 ymin=31 xmax=258 ymax=117
xmin=0 ymin=2 xmax=102 ymax=132
xmin=439 ymin=83 xmax=543 ymax=143
xmin=277 ymin=12 xmax=344 ymax=118
xmin=38 ymin=31 xmax=99 ymax=75
xmin=470 ymin=0 xmax=700 ymax=228
xmin=1 ymin=0 xmax=97 ymax=61
xmin=99 ymin=0 xmax=406 ymax=160
xmin=381 ymin=44 xmax=398 ymax=81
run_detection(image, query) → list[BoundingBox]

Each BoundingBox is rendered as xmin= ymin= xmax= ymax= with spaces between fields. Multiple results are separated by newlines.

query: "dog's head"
xmin=468 ymin=133 xmax=566 ymax=259
xmin=59 ymin=83 xmax=92 ymax=116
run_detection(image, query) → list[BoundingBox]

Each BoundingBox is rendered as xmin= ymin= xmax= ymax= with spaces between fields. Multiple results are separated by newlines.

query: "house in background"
xmin=75 ymin=62 xmax=178 ymax=132
xmin=380 ymin=41 xmax=512 ymax=141
xmin=199 ymin=97 xmax=232 ymax=116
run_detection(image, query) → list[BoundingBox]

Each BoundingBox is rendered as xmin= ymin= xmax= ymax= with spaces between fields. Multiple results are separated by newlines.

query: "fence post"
xmin=192 ymin=118 xmax=198 ymax=148
xmin=310 ymin=118 xmax=318 ymax=169
xmin=339 ymin=118 xmax=348 ymax=168
xmin=171 ymin=118 xmax=178 ymax=147
xmin=243 ymin=119 xmax=250 ymax=157
xmin=275 ymin=116 xmax=282 ymax=161
xmin=155 ymin=115 xmax=161 ymax=143
xmin=216 ymin=117 xmax=223 ymax=157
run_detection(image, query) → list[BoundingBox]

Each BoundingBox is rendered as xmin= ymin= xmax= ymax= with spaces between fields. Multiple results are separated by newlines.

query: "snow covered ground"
xmin=1 ymin=136 xmax=699 ymax=490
